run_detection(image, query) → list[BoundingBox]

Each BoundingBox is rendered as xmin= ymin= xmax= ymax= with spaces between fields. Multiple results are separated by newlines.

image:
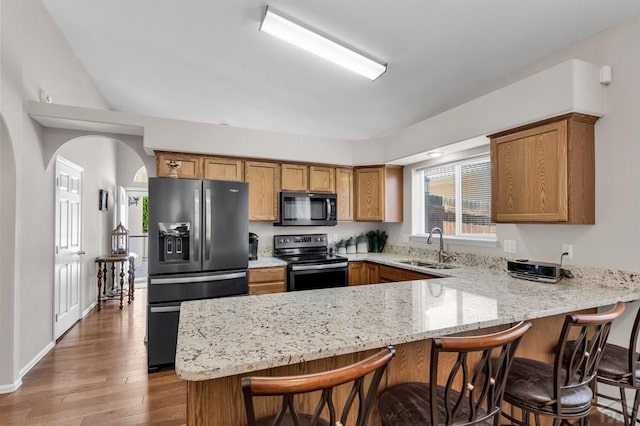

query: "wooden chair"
xmin=242 ymin=346 xmax=395 ymax=426
xmin=595 ymin=303 xmax=640 ymax=426
xmin=501 ymin=302 xmax=626 ymax=426
xmin=377 ymin=321 xmax=532 ymax=425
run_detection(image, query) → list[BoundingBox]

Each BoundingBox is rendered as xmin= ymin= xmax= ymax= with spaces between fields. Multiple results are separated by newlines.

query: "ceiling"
xmin=41 ymin=1 xmax=640 ymax=141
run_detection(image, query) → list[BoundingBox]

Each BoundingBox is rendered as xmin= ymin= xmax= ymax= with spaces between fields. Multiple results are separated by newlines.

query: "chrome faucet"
xmin=427 ymin=227 xmax=446 ymax=263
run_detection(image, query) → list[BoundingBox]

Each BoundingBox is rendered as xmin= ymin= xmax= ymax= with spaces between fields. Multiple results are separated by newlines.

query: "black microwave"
xmin=275 ymin=192 xmax=337 ymax=226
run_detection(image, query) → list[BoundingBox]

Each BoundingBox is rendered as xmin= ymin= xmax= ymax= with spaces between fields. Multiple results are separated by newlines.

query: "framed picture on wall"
xmin=99 ymin=189 xmax=109 ymax=211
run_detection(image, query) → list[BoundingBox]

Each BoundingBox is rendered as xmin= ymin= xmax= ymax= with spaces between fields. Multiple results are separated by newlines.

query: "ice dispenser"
xmin=158 ymin=222 xmax=190 ymax=262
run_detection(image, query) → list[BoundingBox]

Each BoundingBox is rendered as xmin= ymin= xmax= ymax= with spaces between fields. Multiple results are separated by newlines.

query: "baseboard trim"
xmin=0 ymin=378 xmax=22 ymax=394
xmin=82 ymin=301 xmax=97 ymax=318
xmin=18 ymin=341 xmax=54 ymax=378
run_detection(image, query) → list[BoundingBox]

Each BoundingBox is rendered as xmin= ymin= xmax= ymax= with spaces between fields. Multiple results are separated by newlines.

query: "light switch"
xmin=504 ymin=240 xmax=517 ymax=254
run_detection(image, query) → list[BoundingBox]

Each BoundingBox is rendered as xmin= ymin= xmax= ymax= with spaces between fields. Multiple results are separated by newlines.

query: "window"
xmin=418 ymin=155 xmax=495 ymax=239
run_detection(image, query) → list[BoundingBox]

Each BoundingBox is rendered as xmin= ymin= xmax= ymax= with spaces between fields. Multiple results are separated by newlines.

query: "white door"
xmin=54 ymin=157 xmax=83 ymax=339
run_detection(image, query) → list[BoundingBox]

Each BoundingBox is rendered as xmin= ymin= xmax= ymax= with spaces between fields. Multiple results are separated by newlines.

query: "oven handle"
xmin=150 ymin=305 xmax=181 ymax=313
xmin=150 ymin=272 xmax=247 ymax=285
xmin=291 ymin=262 xmax=348 ymax=271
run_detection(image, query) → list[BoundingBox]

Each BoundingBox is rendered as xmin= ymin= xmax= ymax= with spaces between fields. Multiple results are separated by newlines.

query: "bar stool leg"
xmin=631 ymin=389 xmax=640 ymax=426
xmin=620 ymin=388 xmax=631 ymax=426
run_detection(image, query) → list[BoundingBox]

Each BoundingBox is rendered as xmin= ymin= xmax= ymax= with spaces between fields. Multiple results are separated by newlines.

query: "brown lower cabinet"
xmin=348 ymin=262 xmax=435 ymax=285
xmin=248 ymin=266 xmax=286 ymax=295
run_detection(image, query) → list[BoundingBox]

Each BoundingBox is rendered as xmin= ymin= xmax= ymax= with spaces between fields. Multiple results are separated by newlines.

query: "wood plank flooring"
xmin=0 ymin=287 xmax=625 ymax=426
xmin=0 ymin=288 xmax=186 ymax=426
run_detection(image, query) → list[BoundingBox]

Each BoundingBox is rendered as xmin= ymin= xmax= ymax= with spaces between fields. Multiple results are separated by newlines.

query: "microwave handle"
xmin=326 ymin=199 xmax=331 ymax=220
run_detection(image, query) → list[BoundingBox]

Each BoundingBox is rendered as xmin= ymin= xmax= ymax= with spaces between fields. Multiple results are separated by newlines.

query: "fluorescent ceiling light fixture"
xmin=425 ymin=151 xmax=443 ymax=159
xmin=260 ymin=7 xmax=387 ymax=81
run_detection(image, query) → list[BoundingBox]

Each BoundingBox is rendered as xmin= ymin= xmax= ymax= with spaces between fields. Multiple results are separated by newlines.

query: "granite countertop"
xmin=175 ymin=253 xmax=640 ymax=381
xmin=248 ymin=257 xmax=287 ymax=268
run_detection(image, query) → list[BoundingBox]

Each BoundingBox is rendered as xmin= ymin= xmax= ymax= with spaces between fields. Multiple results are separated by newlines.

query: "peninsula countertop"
xmin=175 ymin=254 xmax=640 ymax=381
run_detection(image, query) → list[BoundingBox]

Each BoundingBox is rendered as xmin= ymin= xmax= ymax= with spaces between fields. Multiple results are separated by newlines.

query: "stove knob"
xmin=278 ymin=239 xmax=284 ymax=243
xmin=284 ymin=238 xmax=289 ymax=243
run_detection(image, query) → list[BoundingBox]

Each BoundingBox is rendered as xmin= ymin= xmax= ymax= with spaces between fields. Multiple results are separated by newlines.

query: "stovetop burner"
xmin=273 ymin=233 xmax=346 ymax=265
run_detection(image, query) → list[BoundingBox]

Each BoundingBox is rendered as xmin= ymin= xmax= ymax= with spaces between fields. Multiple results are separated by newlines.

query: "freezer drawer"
xmin=147 ymin=302 xmax=181 ymax=370
xmin=148 ymin=270 xmax=248 ymax=304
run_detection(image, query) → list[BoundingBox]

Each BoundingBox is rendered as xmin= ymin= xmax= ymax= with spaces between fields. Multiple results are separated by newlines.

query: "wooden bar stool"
xmin=595 ymin=303 xmax=640 ymax=426
xmin=501 ymin=302 xmax=626 ymax=426
xmin=242 ymin=346 xmax=395 ymax=426
xmin=378 ymin=321 xmax=531 ymax=425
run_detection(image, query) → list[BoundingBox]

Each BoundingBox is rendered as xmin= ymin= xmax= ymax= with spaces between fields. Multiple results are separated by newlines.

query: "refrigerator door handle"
xmin=193 ymin=189 xmax=200 ymax=262
xmin=205 ymin=188 xmax=212 ymax=261
xmin=150 ymin=306 xmax=181 ymax=313
xmin=150 ymin=271 xmax=247 ymax=285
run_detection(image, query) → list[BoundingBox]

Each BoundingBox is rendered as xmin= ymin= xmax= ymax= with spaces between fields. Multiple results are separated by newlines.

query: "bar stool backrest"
xmin=242 ymin=346 xmax=395 ymax=426
xmin=626 ymin=304 xmax=640 ymax=387
xmin=556 ymin=302 xmax=626 ymax=415
xmin=430 ymin=321 xmax=532 ymax=426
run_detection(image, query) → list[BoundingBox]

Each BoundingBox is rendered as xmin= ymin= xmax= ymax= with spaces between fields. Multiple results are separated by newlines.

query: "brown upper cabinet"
xmin=245 ymin=161 xmax=280 ymax=221
xmin=309 ymin=166 xmax=336 ymax=192
xmin=281 ymin=163 xmax=308 ymax=191
xmin=335 ymin=167 xmax=354 ymax=221
xmin=156 ymin=152 xmax=203 ymax=179
xmin=490 ymin=113 xmax=598 ymax=224
xmin=203 ymin=157 xmax=244 ymax=181
xmin=355 ymin=166 xmax=403 ymax=222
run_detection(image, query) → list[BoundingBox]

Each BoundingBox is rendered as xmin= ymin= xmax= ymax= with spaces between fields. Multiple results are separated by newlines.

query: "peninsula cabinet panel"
xmin=335 ymin=167 xmax=354 ymax=221
xmin=366 ymin=262 xmax=379 ymax=284
xmin=377 ymin=265 xmax=436 ymax=283
xmin=203 ymin=157 xmax=243 ymax=181
xmin=281 ymin=163 xmax=308 ymax=191
xmin=490 ymin=113 xmax=597 ymax=224
xmin=245 ymin=161 xmax=280 ymax=221
xmin=309 ymin=166 xmax=336 ymax=193
xmin=355 ymin=166 xmax=403 ymax=222
xmin=156 ymin=152 xmax=203 ymax=179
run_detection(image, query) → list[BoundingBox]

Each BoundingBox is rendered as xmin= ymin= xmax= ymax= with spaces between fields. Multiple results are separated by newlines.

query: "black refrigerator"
xmin=147 ymin=177 xmax=249 ymax=371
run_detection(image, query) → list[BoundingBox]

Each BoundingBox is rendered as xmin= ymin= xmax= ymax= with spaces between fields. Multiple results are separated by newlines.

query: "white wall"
xmin=116 ymin=141 xmax=150 ymax=189
xmin=0 ymin=0 xmax=110 ymax=390
xmin=387 ymin=15 xmax=640 ymax=273
xmin=58 ymin=138 xmax=118 ymax=310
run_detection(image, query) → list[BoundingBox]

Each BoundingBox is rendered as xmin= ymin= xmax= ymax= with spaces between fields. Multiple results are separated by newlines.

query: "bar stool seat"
xmin=598 ymin=343 xmax=640 ymax=380
xmin=505 ymin=358 xmax=593 ymax=414
xmin=253 ymin=414 xmax=329 ymax=426
xmin=378 ymin=382 xmax=491 ymax=426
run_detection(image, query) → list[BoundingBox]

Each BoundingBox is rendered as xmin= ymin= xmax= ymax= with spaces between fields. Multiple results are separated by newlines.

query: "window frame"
xmin=412 ymin=153 xmax=497 ymax=244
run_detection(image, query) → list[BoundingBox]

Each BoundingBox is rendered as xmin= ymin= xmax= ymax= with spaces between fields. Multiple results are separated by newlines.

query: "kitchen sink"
xmin=399 ymin=260 xmax=458 ymax=269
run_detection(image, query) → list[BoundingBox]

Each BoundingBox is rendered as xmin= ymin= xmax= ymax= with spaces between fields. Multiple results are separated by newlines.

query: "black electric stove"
xmin=274 ymin=233 xmax=348 ymax=291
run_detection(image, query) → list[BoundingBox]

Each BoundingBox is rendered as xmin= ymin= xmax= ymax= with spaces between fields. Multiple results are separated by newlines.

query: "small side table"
xmin=95 ymin=253 xmax=137 ymax=310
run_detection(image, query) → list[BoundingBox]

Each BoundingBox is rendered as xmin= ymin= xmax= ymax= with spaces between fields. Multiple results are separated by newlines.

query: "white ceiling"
xmin=41 ymin=0 xmax=640 ymax=141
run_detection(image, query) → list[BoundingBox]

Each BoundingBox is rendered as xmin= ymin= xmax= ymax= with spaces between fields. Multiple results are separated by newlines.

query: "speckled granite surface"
xmin=248 ymin=257 xmax=287 ymax=268
xmin=175 ymin=252 xmax=640 ymax=382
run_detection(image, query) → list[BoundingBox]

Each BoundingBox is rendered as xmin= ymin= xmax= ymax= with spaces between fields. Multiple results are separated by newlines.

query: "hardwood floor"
xmin=0 ymin=287 xmax=625 ymax=426
xmin=0 ymin=288 xmax=186 ymax=426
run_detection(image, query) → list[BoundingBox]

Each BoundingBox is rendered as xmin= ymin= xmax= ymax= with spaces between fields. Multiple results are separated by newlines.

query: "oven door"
xmin=287 ymin=262 xmax=348 ymax=291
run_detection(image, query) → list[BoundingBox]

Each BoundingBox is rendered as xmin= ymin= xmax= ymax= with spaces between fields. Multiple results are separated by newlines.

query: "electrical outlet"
xmin=562 ymin=244 xmax=573 ymax=259
xmin=504 ymin=240 xmax=517 ymax=254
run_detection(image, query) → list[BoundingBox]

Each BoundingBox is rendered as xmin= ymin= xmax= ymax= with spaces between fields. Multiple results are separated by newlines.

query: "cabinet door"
xmin=309 ymin=166 xmax=335 ymax=192
xmin=281 ymin=164 xmax=308 ymax=191
xmin=355 ymin=167 xmax=384 ymax=221
xmin=336 ymin=168 xmax=354 ymax=221
xmin=491 ymin=121 xmax=568 ymax=222
xmin=348 ymin=262 xmax=365 ymax=286
xmin=203 ymin=157 xmax=243 ymax=181
xmin=245 ymin=161 xmax=280 ymax=221
xmin=366 ymin=263 xmax=379 ymax=284
xmin=156 ymin=152 xmax=203 ymax=179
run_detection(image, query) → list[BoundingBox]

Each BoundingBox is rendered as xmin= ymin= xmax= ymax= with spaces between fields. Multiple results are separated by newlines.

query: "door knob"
xmin=77 ymin=250 xmax=86 ymax=255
